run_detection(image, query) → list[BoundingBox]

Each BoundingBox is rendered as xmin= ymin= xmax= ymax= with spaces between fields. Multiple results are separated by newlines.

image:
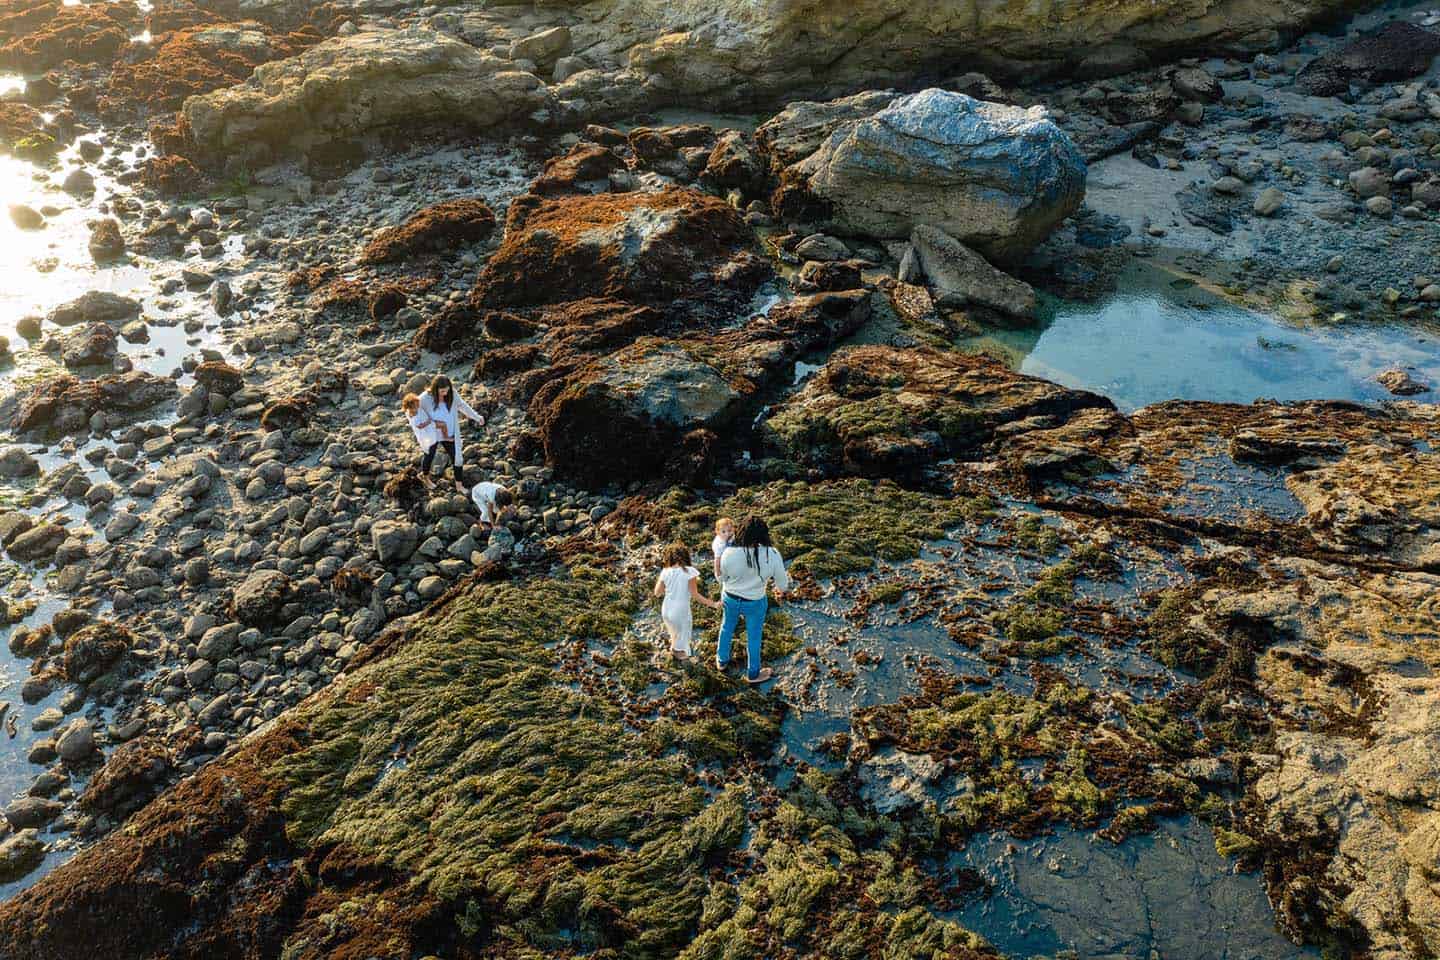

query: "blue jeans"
xmin=717 ymin=593 xmax=767 ymax=680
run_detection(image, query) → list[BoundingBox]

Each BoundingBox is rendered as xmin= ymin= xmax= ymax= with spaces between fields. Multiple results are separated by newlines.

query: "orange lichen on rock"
xmin=0 ymin=100 xmax=44 ymax=150
xmin=359 ymin=198 xmax=496 ymax=264
xmin=0 ymin=1 xmax=137 ymax=71
xmin=138 ymin=154 xmax=206 ymax=196
xmin=102 ymin=21 xmax=299 ymax=116
xmin=477 ymin=185 xmax=768 ymax=317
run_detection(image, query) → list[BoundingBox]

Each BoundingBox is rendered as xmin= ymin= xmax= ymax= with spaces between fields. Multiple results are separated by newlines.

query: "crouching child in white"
xmin=471 ymin=481 xmax=514 ymax=526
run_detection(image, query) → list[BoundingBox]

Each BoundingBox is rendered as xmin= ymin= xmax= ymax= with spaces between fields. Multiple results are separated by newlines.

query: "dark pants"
xmin=421 ymin=439 xmax=460 ymax=482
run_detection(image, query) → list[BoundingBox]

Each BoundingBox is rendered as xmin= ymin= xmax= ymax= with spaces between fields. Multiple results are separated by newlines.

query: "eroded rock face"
xmin=603 ymin=0 xmax=1349 ymax=100
xmin=764 ymin=345 xmax=1115 ymax=476
xmin=780 ymin=90 xmax=1086 ymax=260
xmin=181 ymin=28 xmax=549 ymax=164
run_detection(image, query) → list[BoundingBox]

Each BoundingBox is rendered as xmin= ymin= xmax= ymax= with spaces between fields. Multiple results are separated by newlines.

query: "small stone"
xmin=1252 ymin=187 xmax=1285 ymax=217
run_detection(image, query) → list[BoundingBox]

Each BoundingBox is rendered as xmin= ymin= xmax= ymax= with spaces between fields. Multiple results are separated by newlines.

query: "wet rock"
xmin=778 ymin=90 xmax=1086 ymax=261
xmin=7 ymin=523 xmax=66 ymax=562
xmin=56 ymin=719 xmax=96 ymax=763
xmin=8 ymin=203 xmax=43 ymax=230
xmin=360 ymin=198 xmax=496 ymax=264
xmin=10 ymin=372 xmax=178 ymax=436
xmin=699 ymin=129 xmax=764 ymax=195
xmin=910 ymin=224 xmax=1036 ymax=320
xmin=1296 ymin=22 xmax=1440 ymax=96
xmin=45 ymin=291 xmax=141 ymax=328
xmin=231 ymin=570 xmax=291 ymax=627
xmin=181 ymin=29 xmax=549 ymax=164
xmin=0 ymin=830 xmax=44 ymax=882
xmin=0 ymin=446 xmax=38 ymax=478
xmin=1170 ymin=65 xmax=1223 ymax=103
xmin=794 ymin=233 xmax=850 ymax=262
xmin=857 ymin=747 xmax=945 ymax=814
xmin=60 ymin=322 xmax=118 ymax=368
xmin=795 ymin=259 xmax=864 ymax=293
xmin=3 ymin=797 xmax=61 ymax=831
xmin=1376 ymin=369 xmax=1430 ymax=396
xmin=192 ymin=361 xmax=244 ymax=396
xmin=61 ymin=168 xmax=95 ymax=196
xmin=87 ymin=218 xmax=125 ymax=262
xmin=61 ymin=620 xmax=132 ymax=683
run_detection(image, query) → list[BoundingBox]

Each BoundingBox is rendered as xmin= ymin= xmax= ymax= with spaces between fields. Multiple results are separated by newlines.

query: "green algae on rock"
xmin=763 ymin=345 xmax=1114 ymax=478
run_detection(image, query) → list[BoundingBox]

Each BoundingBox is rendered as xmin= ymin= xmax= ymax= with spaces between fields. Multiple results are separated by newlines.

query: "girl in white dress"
xmin=653 ymin=543 xmax=719 ymax=660
xmin=419 ymin=375 xmax=486 ymax=492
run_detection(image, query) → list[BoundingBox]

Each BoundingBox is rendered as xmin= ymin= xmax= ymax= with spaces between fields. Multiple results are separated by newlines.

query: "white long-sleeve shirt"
xmin=419 ymin=391 xmax=484 ymax=467
xmin=718 ymin=545 xmax=790 ymax=601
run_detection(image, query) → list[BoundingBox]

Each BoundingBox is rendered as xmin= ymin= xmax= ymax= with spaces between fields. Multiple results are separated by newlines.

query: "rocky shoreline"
xmin=0 ymin=0 xmax=1435 ymax=957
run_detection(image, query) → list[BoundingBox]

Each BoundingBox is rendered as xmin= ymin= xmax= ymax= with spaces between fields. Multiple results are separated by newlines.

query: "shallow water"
xmin=957 ymin=266 xmax=1440 ymax=412
xmin=0 ymin=109 xmax=235 ymax=888
xmin=953 ymin=817 xmax=1316 ymax=959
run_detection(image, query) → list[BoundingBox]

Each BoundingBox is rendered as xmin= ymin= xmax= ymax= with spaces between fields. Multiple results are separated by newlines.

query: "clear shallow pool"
xmin=957 ymin=266 xmax=1440 ymax=412
xmin=953 ymin=817 xmax=1315 ymax=959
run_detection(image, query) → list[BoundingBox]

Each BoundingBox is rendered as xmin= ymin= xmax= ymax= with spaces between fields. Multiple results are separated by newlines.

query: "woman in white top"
xmin=419 ymin=375 xmax=485 ymax=492
xmin=653 ymin=543 xmax=719 ymax=660
xmin=716 ymin=516 xmax=790 ymax=684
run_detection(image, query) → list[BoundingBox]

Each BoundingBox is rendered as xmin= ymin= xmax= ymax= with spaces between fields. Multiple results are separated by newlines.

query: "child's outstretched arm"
xmin=653 ymin=574 xmax=666 ymax=599
xmin=690 ymin=578 xmax=720 ymax=609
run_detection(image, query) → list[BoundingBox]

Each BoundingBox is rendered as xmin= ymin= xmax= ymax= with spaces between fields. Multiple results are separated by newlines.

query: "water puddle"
xmin=953 ymin=817 xmax=1314 ymax=959
xmin=958 ymin=263 xmax=1440 ymax=411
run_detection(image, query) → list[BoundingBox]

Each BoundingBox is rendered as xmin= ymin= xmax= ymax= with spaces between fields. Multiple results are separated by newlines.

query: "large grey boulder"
xmin=371 ymin=520 xmax=421 ymax=564
xmin=787 ymin=89 xmax=1086 ymax=261
xmin=910 ymin=224 xmax=1036 ymax=320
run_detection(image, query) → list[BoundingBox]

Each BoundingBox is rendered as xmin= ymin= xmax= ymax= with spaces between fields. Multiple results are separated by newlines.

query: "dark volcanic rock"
xmin=9 ymin=372 xmax=177 ymax=435
xmin=532 ymin=290 xmax=871 ymax=486
xmin=1296 ymin=22 xmax=1440 ymax=95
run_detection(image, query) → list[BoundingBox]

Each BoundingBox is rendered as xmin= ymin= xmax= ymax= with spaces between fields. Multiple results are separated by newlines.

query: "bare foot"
xmin=671 ymin=650 xmax=690 ymax=662
xmin=745 ymin=667 xmax=773 ymax=685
